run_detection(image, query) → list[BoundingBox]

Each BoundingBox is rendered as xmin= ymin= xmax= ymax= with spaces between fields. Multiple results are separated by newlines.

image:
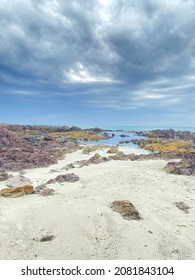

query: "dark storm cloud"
xmin=1 ymin=0 xmax=195 ymax=115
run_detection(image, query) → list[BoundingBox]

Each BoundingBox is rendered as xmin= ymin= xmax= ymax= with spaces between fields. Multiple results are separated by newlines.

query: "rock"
xmin=63 ymin=163 xmax=75 ymax=170
xmin=34 ymin=184 xmax=47 ymax=193
xmin=127 ymin=153 xmax=140 ymax=160
xmin=38 ymin=188 xmax=55 ymax=196
xmin=110 ymin=200 xmax=141 ymax=220
xmin=6 ymin=175 xmax=32 ymax=187
xmin=88 ymin=153 xmax=101 ymax=164
xmin=43 ymin=135 xmax=55 ymax=141
xmin=0 ymin=124 xmax=81 ymax=172
xmin=88 ymin=155 xmax=108 ymax=165
xmin=0 ymin=172 xmax=10 ymax=182
xmin=118 ymin=140 xmax=131 ymax=144
xmin=107 ymin=147 xmax=119 ymax=154
xmin=178 ymin=168 xmax=192 ymax=175
xmin=0 ymin=185 xmax=34 ymax=198
xmin=182 ymin=152 xmax=195 ymax=160
xmin=101 ymin=132 xmax=112 ymax=139
xmin=175 ymin=201 xmax=190 ymax=213
xmin=47 ymin=173 xmax=79 ymax=184
xmin=163 ymin=153 xmax=195 ymax=175
xmin=163 ymin=162 xmax=178 ymax=174
xmin=90 ymin=127 xmax=103 ymax=133
xmin=0 ymin=126 xmax=21 ymax=147
xmin=63 ymin=155 xmax=108 ymax=170
xmin=70 ymin=126 xmax=82 ymax=131
xmin=40 ymin=235 xmax=55 ymax=242
xmin=82 ymin=145 xmax=100 ymax=154
xmin=63 ymin=173 xmax=79 ymax=182
xmin=108 ymin=152 xmax=128 ymax=161
xmin=120 ymin=134 xmax=129 ymax=138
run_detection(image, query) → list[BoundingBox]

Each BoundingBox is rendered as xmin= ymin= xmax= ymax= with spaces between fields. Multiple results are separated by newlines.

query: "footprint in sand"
xmin=155 ymin=232 xmax=193 ymax=260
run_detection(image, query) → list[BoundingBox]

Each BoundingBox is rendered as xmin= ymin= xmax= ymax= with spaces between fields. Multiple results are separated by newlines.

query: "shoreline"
xmin=0 ymin=147 xmax=195 ymax=260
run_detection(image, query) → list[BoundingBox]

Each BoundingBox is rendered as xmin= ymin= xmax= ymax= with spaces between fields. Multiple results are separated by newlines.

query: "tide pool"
xmin=79 ymin=130 xmax=145 ymax=147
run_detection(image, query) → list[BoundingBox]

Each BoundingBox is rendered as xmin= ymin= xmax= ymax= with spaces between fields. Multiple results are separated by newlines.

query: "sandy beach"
xmin=0 ymin=146 xmax=195 ymax=260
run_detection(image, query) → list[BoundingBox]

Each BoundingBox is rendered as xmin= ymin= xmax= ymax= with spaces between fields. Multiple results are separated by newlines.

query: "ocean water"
xmin=95 ymin=125 xmax=195 ymax=132
xmin=80 ymin=125 xmax=195 ymax=147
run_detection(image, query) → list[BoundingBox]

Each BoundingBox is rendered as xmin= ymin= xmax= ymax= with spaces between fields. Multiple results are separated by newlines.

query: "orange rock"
xmin=0 ymin=185 xmax=34 ymax=198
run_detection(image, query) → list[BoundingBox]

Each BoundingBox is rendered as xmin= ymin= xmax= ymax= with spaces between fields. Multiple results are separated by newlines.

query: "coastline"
xmin=0 ymin=147 xmax=195 ymax=260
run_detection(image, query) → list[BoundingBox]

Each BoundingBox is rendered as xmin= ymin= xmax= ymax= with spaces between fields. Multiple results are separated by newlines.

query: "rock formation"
xmin=46 ymin=173 xmax=79 ymax=184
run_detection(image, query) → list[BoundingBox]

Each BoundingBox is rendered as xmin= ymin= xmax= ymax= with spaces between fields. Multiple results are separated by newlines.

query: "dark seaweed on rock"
xmin=46 ymin=173 xmax=79 ymax=184
xmin=164 ymin=153 xmax=195 ymax=176
xmin=0 ymin=125 xmax=80 ymax=171
xmin=135 ymin=129 xmax=195 ymax=141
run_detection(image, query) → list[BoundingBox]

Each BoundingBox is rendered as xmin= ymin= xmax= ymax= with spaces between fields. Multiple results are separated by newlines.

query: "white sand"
xmin=0 ymin=148 xmax=195 ymax=260
xmin=118 ymin=145 xmax=149 ymax=155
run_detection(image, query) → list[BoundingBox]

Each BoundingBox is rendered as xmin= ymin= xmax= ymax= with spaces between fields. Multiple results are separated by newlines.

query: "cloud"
xmin=0 ymin=0 xmax=195 ymax=125
xmin=64 ymin=62 xmax=114 ymax=83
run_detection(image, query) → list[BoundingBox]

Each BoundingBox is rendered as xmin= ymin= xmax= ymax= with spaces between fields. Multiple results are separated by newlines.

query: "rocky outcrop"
xmin=69 ymin=126 xmax=82 ymax=131
xmin=0 ymin=125 xmax=80 ymax=171
xmin=63 ymin=153 xmax=109 ymax=170
xmin=108 ymin=152 xmax=129 ymax=161
xmin=0 ymin=126 xmax=22 ymax=147
xmin=164 ymin=153 xmax=195 ymax=175
xmin=82 ymin=145 xmax=106 ymax=154
xmin=135 ymin=129 xmax=195 ymax=141
xmin=46 ymin=173 xmax=79 ymax=184
xmin=87 ymin=153 xmax=107 ymax=164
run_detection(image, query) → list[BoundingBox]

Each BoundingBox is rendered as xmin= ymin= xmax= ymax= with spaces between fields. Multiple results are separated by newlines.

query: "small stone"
xmin=40 ymin=235 xmax=55 ymax=242
xmin=175 ymin=201 xmax=190 ymax=213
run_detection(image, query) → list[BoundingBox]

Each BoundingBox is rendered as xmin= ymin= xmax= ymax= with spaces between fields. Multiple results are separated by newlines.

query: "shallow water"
xmin=79 ymin=131 xmax=145 ymax=148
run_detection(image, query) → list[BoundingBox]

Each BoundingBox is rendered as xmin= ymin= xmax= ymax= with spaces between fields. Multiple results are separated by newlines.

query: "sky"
xmin=0 ymin=0 xmax=195 ymax=128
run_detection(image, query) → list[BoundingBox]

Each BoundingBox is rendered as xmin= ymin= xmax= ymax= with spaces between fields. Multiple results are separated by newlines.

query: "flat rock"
xmin=110 ymin=200 xmax=141 ymax=220
xmin=0 ymin=185 xmax=34 ymax=198
xmin=47 ymin=173 xmax=79 ymax=184
xmin=6 ymin=175 xmax=32 ymax=187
